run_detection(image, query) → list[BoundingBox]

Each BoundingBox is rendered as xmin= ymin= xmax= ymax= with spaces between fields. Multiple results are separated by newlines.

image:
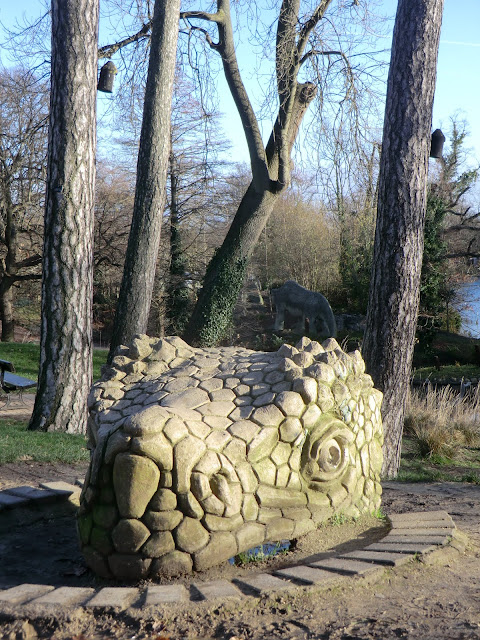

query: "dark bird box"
xmin=98 ymin=61 xmax=117 ymax=93
xmin=430 ymin=129 xmax=445 ymax=159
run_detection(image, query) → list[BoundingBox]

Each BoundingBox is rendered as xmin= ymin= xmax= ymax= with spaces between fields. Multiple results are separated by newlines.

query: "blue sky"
xmin=1 ymin=0 xmax=479 ymax=165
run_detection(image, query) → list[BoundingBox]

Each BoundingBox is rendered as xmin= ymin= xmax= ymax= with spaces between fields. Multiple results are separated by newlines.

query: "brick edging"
xmin=0 ymin=482 xmax=461 ymax=615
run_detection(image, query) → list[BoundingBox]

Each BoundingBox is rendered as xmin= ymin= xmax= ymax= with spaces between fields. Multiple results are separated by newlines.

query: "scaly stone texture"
xmin=79 ymin=335 xmax=383 ymax=580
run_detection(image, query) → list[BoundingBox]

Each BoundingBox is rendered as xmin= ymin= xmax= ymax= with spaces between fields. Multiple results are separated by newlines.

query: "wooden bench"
xmin=0 ymin=359 xmax=37 ymax=408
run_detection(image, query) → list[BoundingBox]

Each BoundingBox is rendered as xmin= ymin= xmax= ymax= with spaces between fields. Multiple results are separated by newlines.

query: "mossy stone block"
xmin=92 ymin=504 xmax=118 ymax=529
xmin=175 ymin=517 xmax=210 ymax=553
xmin=77 ymin=513 xmax=93 ymax=545
xmin=151 ymin=551 xmax=193 ymax=577
xmin=113 ymin=453 xmax=160 ymax=518
xmin=142 ymin=531 xmax=175 ymax=557
xmin=108 ymin=554 xmax=152 ymax=580
xmin=90 ymin=526 xmax=113 ymax=555
xmin=143 ymin=509 xmax=183 ymax=531
xmin=112 ymin=518 xmax=151 ymax=553
xmin=193 ymin=531 xmax=237 ymax=571
xmin=82 ymin=545 xmax=112 ymax=579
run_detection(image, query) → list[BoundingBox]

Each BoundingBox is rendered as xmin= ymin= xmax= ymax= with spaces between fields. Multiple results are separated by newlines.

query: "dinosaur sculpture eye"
xmin=301 ymin=417 xmax=354 ymax=489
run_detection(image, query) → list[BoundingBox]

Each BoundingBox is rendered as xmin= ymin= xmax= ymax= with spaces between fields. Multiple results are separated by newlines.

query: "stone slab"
xmin=144 ymin=585 xmax=189 ymax=605
xmin=388 ymin=511 xmax=453 ymax=525
xmin=365 ymin=542 xmax=436 ymax=554
xmin=0 ymin=492 xmax=29 ymax=508
xmin=28 ymin=587 xmax=95 ymax=608
xmin=274 ymin=565 xmax=339 ymax=585
xmin=339 ymin=550 xmax=414 ymax=567
xmin=39 ymin=481 xmax=79 ymax=496
xmin=308 ymin=556 xmax=383 ymax=576
xmin=0 ymin=584 xmax=54 ymax=605
xmin=192 ymin=580 xmax=244 ymax=601
xmin=86 ymin=587 xmax=139 ymax=610
xmin=390 ymin=527 xmax=455 ymax=536
xmin=233 ymin=573 xmax=292 ymax=595
xmin=5 ymin=486 xmax=59 ymax=504
xmin=385 ymin=535 xmax=447 ymax=545
xmin=390 ymin=520 xmax=455 ymax=531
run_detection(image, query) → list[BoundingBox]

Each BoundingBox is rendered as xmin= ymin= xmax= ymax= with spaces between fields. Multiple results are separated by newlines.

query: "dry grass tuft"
xmin=405 ymin=383 xmax=480 ymax=459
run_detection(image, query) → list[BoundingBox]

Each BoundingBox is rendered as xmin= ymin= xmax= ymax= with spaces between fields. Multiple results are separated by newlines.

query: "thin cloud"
xmin=441 ymin=40 xmax=480 ymax=47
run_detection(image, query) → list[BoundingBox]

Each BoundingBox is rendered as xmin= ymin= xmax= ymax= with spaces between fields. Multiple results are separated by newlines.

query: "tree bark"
xmin=28 ymin=0 xmax=98 ymax=433
xmin=0 ymin=279 xmax=15 ymax=342
xmin=362 ymin=0 xmax=444 ymax=478
xmin=0 ymin=201 xmax=18 ymax=342
xmin=107 ymin=0 xmax=181 ymax=362
xmin=180 ymin=0 xmax=330 ymax=348
xmin=183 ymin=82 xmax=316 ymax=347
xmin=183 ymin=184 xmax=277 ymax=346
xmin=166 ymin=154 xmax=190 ymax=335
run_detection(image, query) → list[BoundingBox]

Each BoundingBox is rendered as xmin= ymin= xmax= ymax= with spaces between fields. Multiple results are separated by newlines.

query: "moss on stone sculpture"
xmin=78 ymin=335 xmax=383 ymax=580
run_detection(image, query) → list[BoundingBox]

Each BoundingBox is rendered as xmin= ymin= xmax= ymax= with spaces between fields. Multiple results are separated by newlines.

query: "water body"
xmin=455 ymin=280 xmax=480 ymax=338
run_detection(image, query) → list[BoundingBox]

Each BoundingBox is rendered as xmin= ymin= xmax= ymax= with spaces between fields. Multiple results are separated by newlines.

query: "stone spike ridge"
xmin=0 ymin=505 xmax=461 ymax=615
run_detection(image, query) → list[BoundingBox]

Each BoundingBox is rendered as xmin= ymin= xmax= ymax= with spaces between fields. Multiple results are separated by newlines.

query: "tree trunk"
xmin=183 ymin=82 xmax=316 ymax=347
xmin=166 ymin=156 xmax=190 ymax=335
xmin=0 ymin=195 xmax=19 ymax=342
xmin=362 ymin=0 xmax=444 ymax=478
xmin=0 ymin=277 xmax=15 ymax=342
xmin=28 ymin=0 xmax=98 ymax=433
xmin=183 ymin=183 xmax=277 ymax=346
xmin=107 ymin=0 xmax=180 ymax=363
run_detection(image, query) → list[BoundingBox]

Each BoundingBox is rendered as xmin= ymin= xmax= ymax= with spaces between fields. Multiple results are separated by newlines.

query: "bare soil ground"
xmin=2 ymin=395 xmax=480 ymax=638
xmin=1 ymin=460 xmax=480 ymax=640
xmin=0 ymin=393 xmax=35 ymax=425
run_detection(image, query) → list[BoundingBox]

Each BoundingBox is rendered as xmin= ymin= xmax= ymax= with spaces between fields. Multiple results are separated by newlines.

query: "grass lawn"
xmin=1 ymin=337 xmax=480 ymax=483
xmin=0 ymin=419 xmax=89 ymax=464
xmin=0 ymin=342 xmax=108 ymax=381
xmin=0 ymin=341 xmax=101 ymax=465
xmin=413 ymin=363 xmax=480 ymax=383
xmin=396 ymin=436 xmax=480 ymax=484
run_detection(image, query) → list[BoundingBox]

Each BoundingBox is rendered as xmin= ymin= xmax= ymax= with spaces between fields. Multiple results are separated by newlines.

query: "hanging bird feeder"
xmin=430 ymin=129 xmax=445 ymax=159
xmin=97 ymin=61 xmax=117 ymax=93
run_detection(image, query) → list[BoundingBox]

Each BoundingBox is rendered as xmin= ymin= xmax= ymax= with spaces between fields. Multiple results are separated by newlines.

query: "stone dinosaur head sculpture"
xmin=78 ymin=335 xmax=383 ymax=580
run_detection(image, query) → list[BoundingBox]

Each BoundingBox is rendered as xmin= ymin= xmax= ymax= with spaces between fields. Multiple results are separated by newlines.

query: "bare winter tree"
xmin=107 ymin=0 xmax=181 ymax=362
xmin=28 ymin=0 xmax=99 ymax=433
xmin=362 ymin=0 xmax=444 ymax=478
xmin=93 ymin=160 xmax=134 ymax=336
xmin=0 ymin=67 xmax=48 ymax=341
xmin=179 ymin=0 xmax=385 ymax=346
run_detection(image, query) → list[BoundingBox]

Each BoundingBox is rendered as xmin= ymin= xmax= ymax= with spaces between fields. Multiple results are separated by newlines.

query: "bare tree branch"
xmin=98 ymin=21 xmax=152 ymax=59
xmin=297 ymin=0 xmax=331 ymax=58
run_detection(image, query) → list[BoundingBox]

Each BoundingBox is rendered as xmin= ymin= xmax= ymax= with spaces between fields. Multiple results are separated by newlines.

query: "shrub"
xmin=405 ymin=384 xmax=480 ymax=459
